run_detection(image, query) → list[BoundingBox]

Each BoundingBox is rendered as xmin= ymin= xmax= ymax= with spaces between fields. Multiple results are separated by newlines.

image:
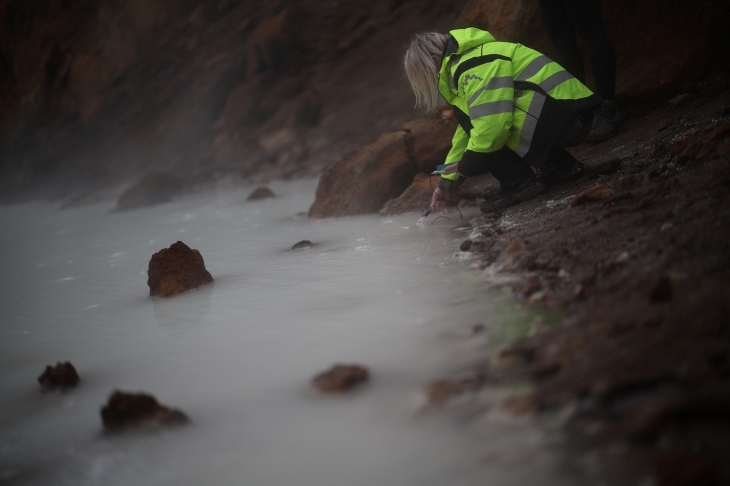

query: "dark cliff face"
xmin=1 ymin=0 xmax=728 ymax=202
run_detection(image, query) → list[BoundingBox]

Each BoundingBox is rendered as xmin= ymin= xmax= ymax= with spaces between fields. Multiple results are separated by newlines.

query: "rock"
xmin=38 ymin=361 xmax=79 ymax=392
xmin=513 ymin=275 xmax=542 ymax=298
xmin=569 ymin=184 xmax=616 ymax=206
xmin=399 ymin=117 xmax=456 ymax=172
xmin=498 ymin=395 xmax=538 ymax=415
xmin=291 ymin=240 xmax=313 ymax=250
xmin=244 ymin=6 xmax=306 ymax=76
xmin=460 ymin=239 xmax=473 ymax=252
xmin=246 ymin=186 xmax=275 ymax=201
xmin=653 ymin=450 xmax=719 ymax=486
xmin=422 ymin=373 xmax=488 ymax=407
xmin=147 ymin=241 xmax=214 ymax=297
xmin=668 ymin=93 xmax=693 ymax=108
xmin=494 ymin=240 xmax=531 ymax=272
xmin=309 ymin=131 xmax=417 ymax=218
xmin=100 ymin=390 xmax=189 ymax=431
xmin=312 ymin=364 xmax=369 ymax=393
xmin=379 ymin=172 xmax=497 ymax=216
xmin=116 ymin=171 xmax=185 ymax=210
xmin=379 ymin=173 xmax=434 ymax=216
xmin=218 ymin=74 xmax=269 ymax=132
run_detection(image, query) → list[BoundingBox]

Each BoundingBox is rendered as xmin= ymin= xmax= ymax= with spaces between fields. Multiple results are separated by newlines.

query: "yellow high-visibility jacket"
xmin=439 ymin=28 xmax=600 ymax=180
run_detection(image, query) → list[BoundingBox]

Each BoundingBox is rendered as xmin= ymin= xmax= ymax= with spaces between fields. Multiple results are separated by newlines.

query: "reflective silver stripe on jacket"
xmin=469 ymin=100 xmax=514 ymax=120
xmin=467 ymin=76 xmax=514 ymax=106
xmin=516 ymin=55 xmax=553 ymax=81
xmin=513 ymin=92 xmax=546 ymax=156
xmin=539 ymin=70 xmax=574 ymax=93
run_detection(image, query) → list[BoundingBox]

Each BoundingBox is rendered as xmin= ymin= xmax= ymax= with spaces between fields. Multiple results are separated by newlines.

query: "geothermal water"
xmin=0 ymin=179 xmax=582 ymax=486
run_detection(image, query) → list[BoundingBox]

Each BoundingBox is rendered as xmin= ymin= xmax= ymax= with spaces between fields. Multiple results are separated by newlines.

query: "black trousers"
xmin=538 ymin=0 xmax=616 ymax=101
xmin=458 ymin=110 xmax=592 ymax=189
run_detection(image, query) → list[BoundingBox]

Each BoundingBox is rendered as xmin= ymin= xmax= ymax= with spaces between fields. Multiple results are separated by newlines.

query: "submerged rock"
xmin=422 ymin=373 xmax=488 ymax=408
xmin=246 ymin=186 xmax=276 ymax=201
xmin=116 ymin=171 xmax=185 ymax=211
xmin=101 ymin=390 xmax=189 ymax=431
xmin=147 ymin=241 xmax=213 ymax=297
xmin=291 ymin=240 xmax=313 ymax=250
xmin=38 ymin=361 xmax=80 ymax=392
xmin=312 ymin=364 xmax=369 ymax=393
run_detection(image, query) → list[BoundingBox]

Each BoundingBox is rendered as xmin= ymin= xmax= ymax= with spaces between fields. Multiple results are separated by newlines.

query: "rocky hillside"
xmin=1 ymin=0 xmax=729 ymax=203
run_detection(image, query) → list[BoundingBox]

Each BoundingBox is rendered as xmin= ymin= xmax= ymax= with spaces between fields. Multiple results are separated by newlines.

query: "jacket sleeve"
xmin=441 ymin=124 xmax=469 ymax=182
xmin=461 ymin=59 xmax=514 ymax=154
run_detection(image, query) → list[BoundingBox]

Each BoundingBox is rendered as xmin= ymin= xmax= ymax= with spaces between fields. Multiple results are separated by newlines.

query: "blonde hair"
xmin=403 ymin=33 xmax=449 ymax=112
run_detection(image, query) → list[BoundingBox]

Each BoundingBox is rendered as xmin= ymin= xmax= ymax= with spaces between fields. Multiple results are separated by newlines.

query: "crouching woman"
xmin=404 ymin=28 xmax=601 ymax=213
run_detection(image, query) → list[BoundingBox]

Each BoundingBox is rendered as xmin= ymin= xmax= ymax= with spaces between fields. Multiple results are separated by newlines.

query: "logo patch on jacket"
xmin=461 ymin=74 xmax=483 ymax=94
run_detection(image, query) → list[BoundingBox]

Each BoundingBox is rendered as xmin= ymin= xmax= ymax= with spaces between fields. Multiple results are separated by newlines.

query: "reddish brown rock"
xmin=309 ymin=131 xmax=417 ymax=218
xmin=379 ymin=173 xmax=434 ymax=216
xmin=101 ymin=390 xmax=189 ymax=431
xmin=399 ymin=117 xmax=456 ymax=173
xmin=513 ymin=276 xmax=542 ymax=298
xmin=312 ymin=364 xmax=370 ymax=393
xmin=246 ymin=186 xmax=275 ymax=201
xmin=423 ymin=373 xmax=488 ymax=407
xmin=569 ymin=184 xmax=616 ymax=206
xmin=147 ymin=241 xmax=213 ymax=297
xmin=117 ymin=171 xmax=185 ymax=211
xmin=498 ymin=394 xmax=538 ymax=415
xmin=38 ymin=361 xmax=80 ymax=392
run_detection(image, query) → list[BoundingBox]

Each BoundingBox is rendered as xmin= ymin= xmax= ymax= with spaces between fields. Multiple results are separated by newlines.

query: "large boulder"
xmin=309 ymin=130 xmax=418 ymax=218
xmin=400 ymin=116 xmax=456 ymax=173
xmin=147 ymin=241 xmax=214 ymax=297
xmin=101 ymin=390 xmax=189 ymax=431
xmin=116 ymin=171 xmax=185 ymax=211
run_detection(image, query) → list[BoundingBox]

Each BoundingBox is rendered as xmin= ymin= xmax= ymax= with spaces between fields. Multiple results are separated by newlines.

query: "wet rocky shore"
xmin=445 ymin=81 xmax=730 ymax=484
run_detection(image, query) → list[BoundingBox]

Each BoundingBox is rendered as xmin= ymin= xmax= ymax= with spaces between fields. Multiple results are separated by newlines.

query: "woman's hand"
xmin=430 ymin=187 xmax=455 ymax=212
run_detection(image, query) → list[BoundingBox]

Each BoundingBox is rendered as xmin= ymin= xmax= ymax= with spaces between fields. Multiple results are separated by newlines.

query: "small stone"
xmin=459 ymin=239 xmax=473 ymax=251
xmin=147 ymin=241 xmax=214 ymax=297
xmin=246 ymin=186 xmax=275 ymax=201
xmin=668 ymin=93 xmax=693 ymax=108
xmin=38 ymin=362 xmax=80 ymax=392
xmin=291 ymin=240 xmax=313 ymax=250
xmin=101 ymin=390 xmax=189 ymax=431
xmin=569 ymin=184 xmax=615 ymax=206
xmin=498 ymin=395 xmax=537 ymax=415
xmin=422 ymin=373 xmax=488 ymax=407
xmin=660 ymin=222 xmax=674 ymax=233
xmin=650 ymin=277 xmax=673 ymax=302
xmin=512 ymin=276 xmax=541 ymax=297
xmin=312 ymin=364 xmax=369 ymax=393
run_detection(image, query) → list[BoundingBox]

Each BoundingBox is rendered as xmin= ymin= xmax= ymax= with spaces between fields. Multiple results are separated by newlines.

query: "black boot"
xmin=538 ymin=148 xmax=586 ymax=186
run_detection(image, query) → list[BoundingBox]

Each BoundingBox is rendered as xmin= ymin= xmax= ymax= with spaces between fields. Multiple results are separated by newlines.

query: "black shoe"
xmin=513 ymin=178 xmax=545 ymax=202
xmin=586 ymin=100 xmax=622 ymax=142
xmin=479 ymin=178 xmax=543 ymax=213
xmin=540 ymin=161 xmax=586 ymax=186
xmin=479 ymin=189 xmax=516 ymax=214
